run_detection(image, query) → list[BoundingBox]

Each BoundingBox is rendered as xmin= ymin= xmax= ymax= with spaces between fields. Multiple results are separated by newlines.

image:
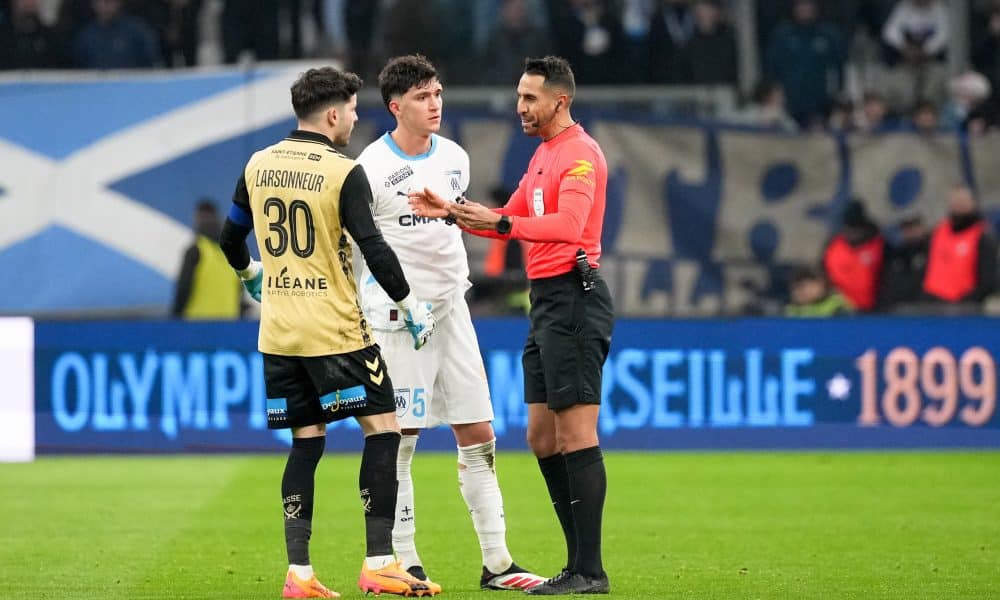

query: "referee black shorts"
xmin=523 ymin=270 xmax=614 ymax=411
xmin=263 ymin=345 xmax=395 ymax=429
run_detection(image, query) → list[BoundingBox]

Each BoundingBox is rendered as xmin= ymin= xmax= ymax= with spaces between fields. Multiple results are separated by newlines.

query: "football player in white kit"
xmin=356 ymin=55 xmax=545 ymax=593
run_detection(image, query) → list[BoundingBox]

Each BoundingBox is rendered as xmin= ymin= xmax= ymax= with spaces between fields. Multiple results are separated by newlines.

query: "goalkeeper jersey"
xmin=356 ymin=133 xmax=471 ymax=330
xmin=234 ymin=131 xmax=374 ymax=356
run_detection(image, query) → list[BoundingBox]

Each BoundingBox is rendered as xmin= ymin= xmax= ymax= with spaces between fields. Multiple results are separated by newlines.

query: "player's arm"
xmin=408 ymin=173 xmax=530 ymax=239
xmin=505 ymin=171 xmax=593 ymax=243
xmin=341 ymin=164 xmax=434 ymax=348
xmin=218 ymin=172 xmax=263 ymax=301
xmin=441 ymin=151 xmax=595 ymax=242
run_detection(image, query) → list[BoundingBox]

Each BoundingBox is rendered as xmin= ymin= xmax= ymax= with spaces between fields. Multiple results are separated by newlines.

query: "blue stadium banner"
xmin=34 ymin=318 xmax=998 ymax=453
xmin=4 ymin=67 xmax=1000 ymax=318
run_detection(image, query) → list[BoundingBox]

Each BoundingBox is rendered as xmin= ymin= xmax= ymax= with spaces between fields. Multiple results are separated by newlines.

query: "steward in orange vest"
xmin=923 ymin=186 xmax=998 ymax=303
xmin=823 ymin=199 xmax=884 ymax=311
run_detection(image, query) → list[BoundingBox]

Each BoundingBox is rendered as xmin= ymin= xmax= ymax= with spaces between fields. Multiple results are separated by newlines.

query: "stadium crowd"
xmin=2 ymin=0 xmax=1000 ymax=133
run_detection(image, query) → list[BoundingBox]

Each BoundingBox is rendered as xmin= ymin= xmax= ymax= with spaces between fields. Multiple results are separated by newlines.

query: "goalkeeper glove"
xmin=397 ymin=293 xmax=435 ymax=350
xmin=236 ymin=260 xmax=263 ymax=302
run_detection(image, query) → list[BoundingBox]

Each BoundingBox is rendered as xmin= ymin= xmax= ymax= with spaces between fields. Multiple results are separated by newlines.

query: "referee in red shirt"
xmin=410 ymin=56 xmax=613 ymax=596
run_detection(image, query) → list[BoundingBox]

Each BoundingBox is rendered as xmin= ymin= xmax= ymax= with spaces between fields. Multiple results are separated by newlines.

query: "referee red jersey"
xmin=497 ymin=123 xmax=607 ymax=280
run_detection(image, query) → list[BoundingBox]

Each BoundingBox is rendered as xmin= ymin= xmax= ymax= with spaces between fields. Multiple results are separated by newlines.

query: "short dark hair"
xmin=789 ymin=264 xmax=823 ymax=286
xmin=377 ymin=54 xmax=439 ymax=110
xmin=523 ymin=56 xmax=576 ymax=99
xmin=195 ymin=199 xmax=217 ymax=214
xmin=290 ymin=67 xmax=362 ymax=119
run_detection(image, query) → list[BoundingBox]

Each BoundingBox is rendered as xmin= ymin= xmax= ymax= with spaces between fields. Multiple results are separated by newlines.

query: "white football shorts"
xmin=375 ymin=297 xmax=494 ymax=429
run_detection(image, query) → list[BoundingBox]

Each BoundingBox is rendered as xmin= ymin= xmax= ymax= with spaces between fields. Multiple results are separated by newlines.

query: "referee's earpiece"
xmin=556 ymin=100 xmax=563 ymax=112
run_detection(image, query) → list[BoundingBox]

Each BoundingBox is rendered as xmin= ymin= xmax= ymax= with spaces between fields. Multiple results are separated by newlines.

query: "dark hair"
xmin=912 ymin=99 xmax=937 ymax=114
xmin=290 ymin=67 xmax=362 ymax=119
xmin=523 ymin=56 xmax=576 ymax=99
xmin=862 ymin=91 xmax=884 ymax=104
xmin=842 ymin=198 xmax=869 ymax=227
xmin=789 ymin=264 xmax=823 ymax=286
xmin=751 ymin=79 xmax=781 ymax=104
xmin=377 ymin=54 xmax=439 ymax=110
xmin=195 ymin=199 xmax=218 ymax=214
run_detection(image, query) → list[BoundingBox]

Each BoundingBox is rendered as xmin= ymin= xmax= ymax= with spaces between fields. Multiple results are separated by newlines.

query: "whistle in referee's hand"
xmin=575 ymin=249 xmax=596 ymax=292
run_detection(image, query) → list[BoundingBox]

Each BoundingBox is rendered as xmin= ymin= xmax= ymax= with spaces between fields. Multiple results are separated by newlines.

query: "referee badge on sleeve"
xmin=533 ymin=188 xmax=545 ymax=216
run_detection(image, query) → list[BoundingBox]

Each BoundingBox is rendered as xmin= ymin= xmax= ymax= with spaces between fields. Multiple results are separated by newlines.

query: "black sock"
xmin=359 ymin=431 xmax=401 ymax=557
xmin=538 ymin=453 xmax=577 ymax=571
xmin=565 ymin=446 xmax=606 ymax=578
xmin=282 ymin=435 xmax=325 ymax=565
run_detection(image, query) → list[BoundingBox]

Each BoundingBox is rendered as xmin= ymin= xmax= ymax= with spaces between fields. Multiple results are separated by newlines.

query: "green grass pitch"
xmin=1 ymin=451 xmax=998 ymax=599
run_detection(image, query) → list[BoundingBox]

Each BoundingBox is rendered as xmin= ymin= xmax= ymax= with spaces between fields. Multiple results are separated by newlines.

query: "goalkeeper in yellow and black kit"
xmin=219 ymin=66 xmax=437 ymax=598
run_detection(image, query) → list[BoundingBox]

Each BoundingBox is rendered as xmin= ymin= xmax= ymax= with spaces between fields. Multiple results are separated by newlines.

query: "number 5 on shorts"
xmin=412 ymin=388 xmax=426 ymax=418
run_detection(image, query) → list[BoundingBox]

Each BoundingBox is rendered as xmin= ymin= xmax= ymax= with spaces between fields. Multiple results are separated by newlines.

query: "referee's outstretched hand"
xmin=449 ymin=201 xmax=500 ymax=231
xmin=408 ymin=187 xmax=451 ymax=218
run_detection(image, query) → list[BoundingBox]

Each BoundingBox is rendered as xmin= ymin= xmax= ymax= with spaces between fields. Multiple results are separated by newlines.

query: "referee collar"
xmin=287 ymin=129 xmax=337 ymax=148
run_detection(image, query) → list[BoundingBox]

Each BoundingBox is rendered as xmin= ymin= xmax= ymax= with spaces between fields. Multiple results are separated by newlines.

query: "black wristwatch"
xmin=496 ymin=215 xmax=512 ymax=234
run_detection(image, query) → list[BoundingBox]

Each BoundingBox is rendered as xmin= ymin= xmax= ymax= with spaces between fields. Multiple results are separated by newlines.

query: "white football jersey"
xmin=356 ymin=133 xmax=471 ymax=330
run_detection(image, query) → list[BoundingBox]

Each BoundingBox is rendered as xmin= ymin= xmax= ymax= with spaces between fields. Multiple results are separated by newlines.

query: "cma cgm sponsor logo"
xmin=385 ymin=164 xmax=414 ymax=188
xmin=268 ymin=266 xmax=328 ymax=297
xmin=398 ymin=214 xmax=443 ymax=227
xmin=486 ymin=348 xmax=816 ymax=435
xmin=47 ymin=351 xmax=270 ymax=439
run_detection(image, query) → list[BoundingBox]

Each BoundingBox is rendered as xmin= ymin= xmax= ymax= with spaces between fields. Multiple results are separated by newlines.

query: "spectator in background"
xmin=619 ymin=0 xmax=654 ymax=82
xmin=856 ymin=91 xmax=893 ymax=132
xmin=55 ymin=0 xmax=94 ymax=41
xmin=756 ymin=0 xmax=872 ymax=52
xmin=434 ymin=0 xmax=478 ymax=83
xmin=880 ymin=0 xmax=949 ymax=108
xmin=941 ymin=71 xmax=996 ymax=134
xmin=343 ymin=0 xmax=380 ymax=78
xmin=765 ymin=0 xmax=845 ymax=127
xmin=882 ymin=0 xmax=948 ymax=65
xmin=479 ymin=0 xmax=550 ymax=84
xmin=382 ymin=0 xmax=443 ymax=68
xmin=0 ymin=0 xmax=63 ymax=69
xmin=785 ymin=265 xmax=852 ymax=317
xmin=736 ymin=79 xmax=798 ymax=131
xmin=878 ymin=209 xmax=930 ymax=311
xmin=221 ymin=0 xmax=278 ymax=63
xmin=681 ymin=0 xmax=737 ymax=85
xmin=547 ymin=0 xmax=625 ymax=84
xmin=74 ymin=0 xmax=159 ymax=69
xmin=827 ymin=96 xmax=855 ymax=132
xmin=131 ymin=0 xmax=202 ymax=67
xmin=172 ymin=200 xmax=243 ymax=320
xmin=910 ymin=99 xmax=939 ymax=133
xmin=972 ymin=0 xmax=1000 ymax=97
xmin=647 ymin=0 xmax=694 ymax=83
xmin=823 ymin=198 xmax=885 ymax=312
xmin=923 ymin=185 xmax=998 ymax=305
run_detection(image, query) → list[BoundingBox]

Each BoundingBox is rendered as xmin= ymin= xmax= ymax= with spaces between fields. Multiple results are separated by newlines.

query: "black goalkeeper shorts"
xmin=523 ymin=270 xmax=614 ymax=411
xmin=263 ymin=345 xmax=395 ymax=429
